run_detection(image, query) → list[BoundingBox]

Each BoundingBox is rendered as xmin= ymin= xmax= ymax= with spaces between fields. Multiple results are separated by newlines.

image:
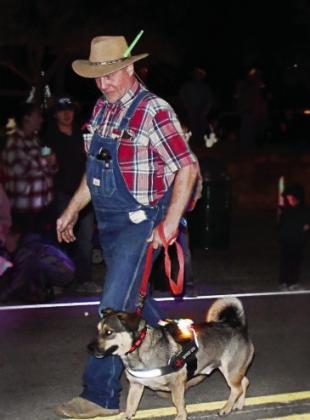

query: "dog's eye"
xmin=105 ymin=330 xmax=113 ymax=336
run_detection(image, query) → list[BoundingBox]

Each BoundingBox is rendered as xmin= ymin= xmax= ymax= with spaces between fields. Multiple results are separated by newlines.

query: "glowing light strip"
xmin=0 ymin=289 xmax=309 ymax=311
xmin=127 ymin=367 xmax=163 ymax=378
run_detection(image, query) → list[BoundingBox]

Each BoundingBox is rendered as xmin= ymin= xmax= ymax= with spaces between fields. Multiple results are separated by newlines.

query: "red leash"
xmin=136 ymin=223 xmax=185 ymax=314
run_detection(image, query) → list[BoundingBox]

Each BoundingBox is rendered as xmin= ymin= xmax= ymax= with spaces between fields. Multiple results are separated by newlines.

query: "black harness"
xmin=126 ymin=324 xmax=199 ymax=379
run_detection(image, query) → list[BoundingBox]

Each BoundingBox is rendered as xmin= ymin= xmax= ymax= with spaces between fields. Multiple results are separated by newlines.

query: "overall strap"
xmin=119 ymin=90 xmax=151 ymax=131
xmin=90 ymin=99 xmax=107 ymax=131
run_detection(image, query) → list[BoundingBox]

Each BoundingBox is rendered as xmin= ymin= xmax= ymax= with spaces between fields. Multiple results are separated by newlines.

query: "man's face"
xmin=95 ymin=65 xmax=134 ymax=103
xmin=56 ymin=109 xmax=74 ymax=126
xmin=25 ymin=109 xmax=43 ymax=133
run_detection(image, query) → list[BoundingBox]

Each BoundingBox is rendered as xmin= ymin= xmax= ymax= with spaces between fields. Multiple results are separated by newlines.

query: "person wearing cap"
xmin=55 ymin=35 xmax=198 ymax=418
xmin=43 ymin=96 xmax=97 ymax=293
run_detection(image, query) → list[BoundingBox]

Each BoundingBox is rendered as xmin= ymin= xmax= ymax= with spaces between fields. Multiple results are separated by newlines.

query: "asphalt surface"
xmin=0 ymin=294 xmax=310 ymax=420
xmin=1 ymin=210 xmax=310 ymax=420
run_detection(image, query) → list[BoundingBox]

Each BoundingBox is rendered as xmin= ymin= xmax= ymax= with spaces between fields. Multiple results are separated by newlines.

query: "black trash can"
xmin=188 ymin=157 xmax=231 ymax=250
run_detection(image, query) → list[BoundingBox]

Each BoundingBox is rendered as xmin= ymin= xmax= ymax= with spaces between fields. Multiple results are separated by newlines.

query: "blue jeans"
xmin=81 ymin=208 xmax=164 ymax=408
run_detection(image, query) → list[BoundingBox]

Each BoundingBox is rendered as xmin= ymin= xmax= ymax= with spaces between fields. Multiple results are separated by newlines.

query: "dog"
xmin=92 ymin=297 xmax=254 ymax=419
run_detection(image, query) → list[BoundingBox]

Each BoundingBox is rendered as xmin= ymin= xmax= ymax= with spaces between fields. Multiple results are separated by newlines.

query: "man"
xmin=55 ymin=35 xmax=197 ymax=418
xmin=43 ymin=97 xmax=96 ymax=293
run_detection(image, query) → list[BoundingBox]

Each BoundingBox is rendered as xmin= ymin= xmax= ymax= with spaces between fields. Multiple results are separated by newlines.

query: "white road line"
xmin=0 ymin=289 xmax=309 ymax=311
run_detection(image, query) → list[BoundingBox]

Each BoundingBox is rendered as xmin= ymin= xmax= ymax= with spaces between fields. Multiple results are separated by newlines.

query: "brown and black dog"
xmin=92 ymin=297 xmax=254 ymax=420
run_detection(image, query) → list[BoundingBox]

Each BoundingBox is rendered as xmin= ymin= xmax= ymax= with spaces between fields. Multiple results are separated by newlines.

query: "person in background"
xmin=0 ymin=182 xmax=11 ymax=249
xmin=43 ymin=97 xmax=97 ymax=293
xmin=54 ymin=35 xmax=197 ymax=419
xmin=235 ymin=67 xmax=268 ymax=148
xmin=179 ymin=66 xmax=213 ymax=149
xmin=0 ymin=182 xmax=13 ymax=276
xmin=1 ymin=103 xmax=57 ymax=235
xmin=278 ymin=182 xmax=309 ymax=291
xmin=0 ymin=224 xmax=75 ymax=304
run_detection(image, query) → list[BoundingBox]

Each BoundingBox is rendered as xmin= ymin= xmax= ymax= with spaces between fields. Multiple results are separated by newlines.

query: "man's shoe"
xmin=55 ymin=397 xmax=120 ymax=418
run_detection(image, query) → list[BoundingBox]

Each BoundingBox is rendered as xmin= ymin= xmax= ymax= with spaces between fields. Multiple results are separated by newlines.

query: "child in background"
xmin=278 ymin=183 xmax=310 ymax=291
xmin=0 ymin=226 xmax=75 ymax=303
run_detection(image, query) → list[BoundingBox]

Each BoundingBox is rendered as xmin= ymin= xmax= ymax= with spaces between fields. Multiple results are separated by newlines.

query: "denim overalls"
xmin=82 ymin=91 xmax=171 ymax=408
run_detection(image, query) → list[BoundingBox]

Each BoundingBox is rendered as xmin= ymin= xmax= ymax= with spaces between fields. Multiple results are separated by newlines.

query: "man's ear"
xmin=126 ymin=64 xmax=134 ymax=77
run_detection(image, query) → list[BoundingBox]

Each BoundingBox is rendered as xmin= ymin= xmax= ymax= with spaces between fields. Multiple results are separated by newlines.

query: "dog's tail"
xmin=206 ymin=297 xmax=246 ymax=328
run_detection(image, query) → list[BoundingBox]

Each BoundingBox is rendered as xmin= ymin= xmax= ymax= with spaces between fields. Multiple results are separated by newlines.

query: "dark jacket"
xmin=279 ymin=205 xmax=310 ymax=246
xmin=43 ymin=123 xmax=86 ymax=195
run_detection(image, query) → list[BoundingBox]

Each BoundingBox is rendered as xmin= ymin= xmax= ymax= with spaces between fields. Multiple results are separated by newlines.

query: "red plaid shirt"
xmin=2 ymin=130 xmax=55 ymax=213
xmin=89 ymin=81 xmax=195 ymax=205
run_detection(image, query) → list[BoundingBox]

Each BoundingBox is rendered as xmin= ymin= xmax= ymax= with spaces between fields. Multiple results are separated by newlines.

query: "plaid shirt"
xmin=2 ymin=130 xmax=55 ymax=213
xmin=89 ymin=81 xmax=195 ymax=205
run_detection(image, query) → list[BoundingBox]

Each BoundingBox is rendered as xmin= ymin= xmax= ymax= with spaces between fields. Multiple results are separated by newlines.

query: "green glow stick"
xmin=123 ymin=30 xmax=144 ymax=58
xmin=279 ymin=176 xmax=285 ymax=194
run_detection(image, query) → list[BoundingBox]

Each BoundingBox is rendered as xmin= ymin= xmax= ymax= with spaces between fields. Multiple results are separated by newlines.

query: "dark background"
xmin=0 ymin=0 xmax=310 ymax=124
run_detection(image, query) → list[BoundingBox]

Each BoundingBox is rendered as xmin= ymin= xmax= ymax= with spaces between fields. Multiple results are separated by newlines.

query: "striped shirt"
xmin=89 ymin=81 xmax=195 ymax=205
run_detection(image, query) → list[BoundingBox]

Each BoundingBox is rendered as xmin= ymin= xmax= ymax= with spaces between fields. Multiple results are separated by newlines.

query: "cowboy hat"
xmin=72 ymin=36 xmax=148 ymax=78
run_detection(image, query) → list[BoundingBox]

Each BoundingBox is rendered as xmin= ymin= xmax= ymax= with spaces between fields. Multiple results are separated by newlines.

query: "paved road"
xmin=1 ymin=293 xmax=309 ymax=420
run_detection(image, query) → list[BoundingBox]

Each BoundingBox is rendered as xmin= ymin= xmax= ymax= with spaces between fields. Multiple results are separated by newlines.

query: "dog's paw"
xmin=233 ymin=399 xmax=245 ymax=411
xmin=218 ymin=407 xmax=232 ymax=416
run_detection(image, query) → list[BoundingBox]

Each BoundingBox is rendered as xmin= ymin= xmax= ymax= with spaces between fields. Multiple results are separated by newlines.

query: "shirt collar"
xmin=101 ymin=80 xmax=143 ymax=109
xmin=119 ymin=80 xmax=141 ymax=107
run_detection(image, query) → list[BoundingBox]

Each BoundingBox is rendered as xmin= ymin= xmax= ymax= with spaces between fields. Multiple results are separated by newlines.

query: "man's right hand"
xmin=56 ymin=208 xmax=79 ymax=243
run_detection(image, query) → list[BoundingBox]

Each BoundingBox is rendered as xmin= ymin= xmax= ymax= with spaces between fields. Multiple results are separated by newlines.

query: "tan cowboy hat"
xmin=72 ymin=36 xmax=148 ymax=78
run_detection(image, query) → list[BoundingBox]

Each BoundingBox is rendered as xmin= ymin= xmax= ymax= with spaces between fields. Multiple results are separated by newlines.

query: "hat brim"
xmin=72 ymin=53 xmax=148 ymax=78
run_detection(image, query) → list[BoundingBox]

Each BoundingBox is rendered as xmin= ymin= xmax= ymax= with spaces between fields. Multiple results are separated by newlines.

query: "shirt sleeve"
xmin=149 ymin=108 xmax=195 ymax=173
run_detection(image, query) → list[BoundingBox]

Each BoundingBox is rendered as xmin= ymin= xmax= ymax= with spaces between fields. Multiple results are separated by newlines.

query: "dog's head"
xmin=88 ymin=309 xmax=145 ymax=358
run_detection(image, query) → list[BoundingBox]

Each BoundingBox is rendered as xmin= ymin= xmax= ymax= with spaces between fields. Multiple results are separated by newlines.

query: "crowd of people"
xmin=0 ymin=96 xmax=101 ymax=303
xmin=0 ymin=32 xmax=308 ymax=420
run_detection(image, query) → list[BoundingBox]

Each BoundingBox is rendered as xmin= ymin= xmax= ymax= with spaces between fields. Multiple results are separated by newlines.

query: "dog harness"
xmin=126 ymin=320 xmax=199 ymax=379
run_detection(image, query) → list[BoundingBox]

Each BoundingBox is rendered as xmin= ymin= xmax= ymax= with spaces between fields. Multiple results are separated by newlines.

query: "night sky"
xmin=0 ymin=0 xmax=309 ymax=119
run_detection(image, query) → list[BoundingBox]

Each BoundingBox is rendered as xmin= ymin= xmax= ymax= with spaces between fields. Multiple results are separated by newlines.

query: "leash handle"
xmin=158 ymin=224 xmax=184 ymax=295
xmin=137 ymin=222 xmax=185 ymax=314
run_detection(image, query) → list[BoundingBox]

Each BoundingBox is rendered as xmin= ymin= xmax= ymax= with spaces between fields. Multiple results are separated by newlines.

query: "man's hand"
xmin=56 ymin=174 xmax=91 ymax=243
xmin=148 ymin=222 xmax=178 ymax=249
xmin=56 ymin=208 xmax=79 ymax=243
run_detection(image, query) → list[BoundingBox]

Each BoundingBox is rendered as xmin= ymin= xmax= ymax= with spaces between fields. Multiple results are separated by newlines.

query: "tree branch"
xmin=0 ymin=61 xmax=32 ymax=85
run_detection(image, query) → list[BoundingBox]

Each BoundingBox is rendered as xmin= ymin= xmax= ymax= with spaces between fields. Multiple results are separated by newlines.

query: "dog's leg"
xmin=233 ymin=376 xmax=249 ymax=410
xmin=170 ymin=377 xmax=187 ymax=420
xmin=122 ymin=382 xmax=144 ymax=420
xmin=233 ymin=342 xmax=254 ymax=411
xmin=218 ymin=367 xmax=243 ymax=416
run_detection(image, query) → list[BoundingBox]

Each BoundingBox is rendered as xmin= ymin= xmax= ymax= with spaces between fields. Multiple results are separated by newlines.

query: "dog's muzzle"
xmin=87 ymin=339 xmax=118 ymax=358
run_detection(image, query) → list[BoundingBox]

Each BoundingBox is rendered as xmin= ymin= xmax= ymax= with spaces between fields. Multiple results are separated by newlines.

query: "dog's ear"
xmin=100 ymin=308 xmax=114 ymax=319
xmin=117 ymin=312 xmax=142 ymax=332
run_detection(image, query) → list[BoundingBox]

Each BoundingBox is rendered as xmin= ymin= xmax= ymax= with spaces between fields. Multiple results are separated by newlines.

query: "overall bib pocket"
xmin=86 ymin=154 xmax=116 ymax=198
